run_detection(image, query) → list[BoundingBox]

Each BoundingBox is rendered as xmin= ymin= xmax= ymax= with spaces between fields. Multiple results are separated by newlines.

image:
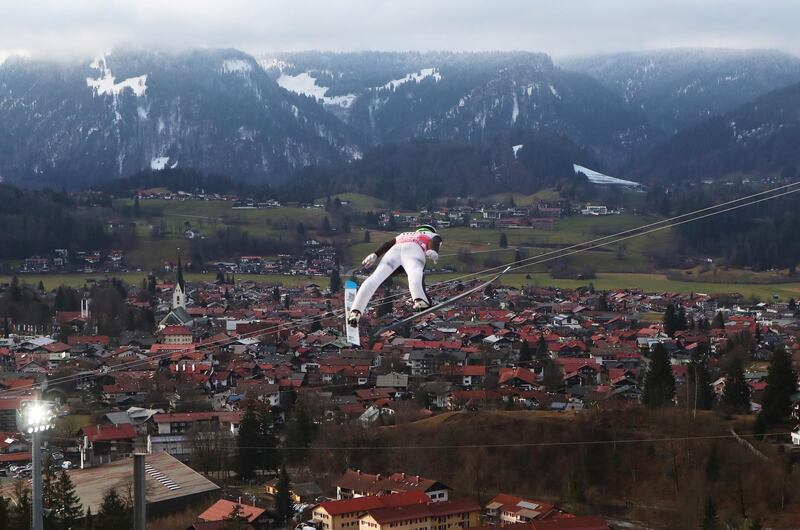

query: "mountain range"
xmin=1 ymin=47 xmax=800 ymax=188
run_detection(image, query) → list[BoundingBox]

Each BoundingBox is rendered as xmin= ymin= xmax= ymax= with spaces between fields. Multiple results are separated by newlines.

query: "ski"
xmin=344 ymin=279 xmax=361 ymax=346
xmin=371 ymin=266 xmax=511 ymax=339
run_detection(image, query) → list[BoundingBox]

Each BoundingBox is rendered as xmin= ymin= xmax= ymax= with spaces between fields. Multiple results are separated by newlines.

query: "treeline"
xmin=646 ymin=181 xmax=800 ymax=270
xmin=189 ymin=227 xmax=305 ymax=269
xmin=283 ymin=131 xmax=598 ymax=209
xmin=94 ymin=168 xmax=275 ymax=198
xmin=0 ymin=184 xmax=117 ymax=259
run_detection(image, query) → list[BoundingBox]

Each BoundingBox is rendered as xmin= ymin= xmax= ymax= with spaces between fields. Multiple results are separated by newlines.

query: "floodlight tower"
xmin=18 ymin=400 xmax=55 ymax=530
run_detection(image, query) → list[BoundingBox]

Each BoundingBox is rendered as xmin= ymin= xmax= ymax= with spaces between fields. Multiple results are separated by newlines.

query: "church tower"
xmin=172 ymin=255 xmax=187 ymax=309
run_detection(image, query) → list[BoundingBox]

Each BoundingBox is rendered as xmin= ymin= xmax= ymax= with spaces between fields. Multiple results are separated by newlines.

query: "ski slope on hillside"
xmin=573 ymin=164 xmax=641 ymax=187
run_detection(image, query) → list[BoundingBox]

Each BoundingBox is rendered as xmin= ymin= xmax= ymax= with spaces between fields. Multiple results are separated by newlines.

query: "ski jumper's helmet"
xmin=416 ymin=224 xmax=437 ymax=234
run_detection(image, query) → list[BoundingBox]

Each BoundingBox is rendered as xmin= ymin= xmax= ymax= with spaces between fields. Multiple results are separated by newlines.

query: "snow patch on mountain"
xmin=379 ymin=68 xmax=442 ymax=91
xmin=258 ymin=57 xmax=292 ymax=71
xmin=86 ymin=56 xmax=147 ymax=97
xmin=221 ymin=59 xmax=253 ymax=74
xmin=511 ymin=92 xmax=519 ymax=124
xmin=150 ymin=156 xmax=170 ymax=170
xmin=276 ymin=72 xmax=356 ymax=108
xmin=573 ymin=164 xmax=641 ymax=187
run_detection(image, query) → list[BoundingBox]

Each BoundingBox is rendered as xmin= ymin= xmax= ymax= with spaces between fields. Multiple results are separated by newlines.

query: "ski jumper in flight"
xmin=347 ymin=225 xmax=442 ymax=327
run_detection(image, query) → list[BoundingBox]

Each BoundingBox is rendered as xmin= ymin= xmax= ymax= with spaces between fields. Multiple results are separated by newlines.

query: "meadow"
xmin=9 ymin=194 xmax=788 ymax=300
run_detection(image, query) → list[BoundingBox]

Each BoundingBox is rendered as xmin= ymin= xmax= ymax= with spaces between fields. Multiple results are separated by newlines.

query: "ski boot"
xmin=347 ymin=310 xmax=361 ymax=328
xmin=412 ymin=299 xmax=431 ymax=312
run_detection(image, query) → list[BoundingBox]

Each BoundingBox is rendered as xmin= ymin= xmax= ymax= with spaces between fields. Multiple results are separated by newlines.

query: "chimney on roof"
xmin=415 ymin=475 xmax=420 ymax=481
xmin=401 ymin=472 xmax=405 ymax=479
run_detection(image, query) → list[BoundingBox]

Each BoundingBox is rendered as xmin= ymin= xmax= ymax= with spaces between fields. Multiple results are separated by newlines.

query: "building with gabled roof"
xmin=198 ymin=499 xmax=267 ymax=527
xmin=313 ymin=491 xmax=431 ymax=530
xmin=333 ymin=469 xmax=451 ymax=502
xmin=485 ymin=493 xmax=558 ymax=523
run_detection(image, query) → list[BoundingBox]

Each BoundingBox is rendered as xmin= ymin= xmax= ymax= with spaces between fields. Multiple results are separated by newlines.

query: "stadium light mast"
xmin=18 ymin=400 xmax=56 ymax=530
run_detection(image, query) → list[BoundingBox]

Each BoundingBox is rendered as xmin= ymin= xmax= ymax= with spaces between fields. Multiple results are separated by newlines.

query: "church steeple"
xmin=172 ymin=254 xmax=187 ymax=309
xmin=176 ymin=254 xmax=186 ymax=291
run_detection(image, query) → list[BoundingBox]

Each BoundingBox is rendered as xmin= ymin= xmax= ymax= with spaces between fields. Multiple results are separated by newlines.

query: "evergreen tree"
xmin=223 ymin=504 xmax=247 ymax=530
xmin=535 ymin=335 xmax=548 ymax=359
xmin=132 ymin=196 xmax=141 ymax=217
xmin=284 ymin=399 xmax=316 ymax=464
xmin=722 ymin=357 xmax=751 ymax=413
xmin=10 ymin=276 xmax=21 ymax=302
xmin=642 ymin=344 xmax=675 ymax=408
xmin=518 ymin=341 xmax=532 ymax=362
xmin=712 ymin=311 xmax=726 ymax=329
xmin=125 ymin=308 xmax=136 ymax=331
xmin=275 ymin=465 xmax=294 ymax=525
xmin=95 ymin=489 xmax=130 ymax=530
xmin=38 ymin=280 xmax=45 ymax=292
xmin=257 ymin=405 xmax=281 ymax=472
xmin=0 ymin=496 xmax=9 ymax=530
xmin=676 ymin=305 xmax=687 ymax=331
xmin=296 ymin=222 xmax=306 ymax=237
xmin=3 ymin=315 xmax=9 ymax=338
xmin=687 ymin=349 xmax=715 ymax=410
xmin=237 ymin=402 xmax=261 ymax=480
xmin=321 ymin=217 xmax=332 ymax=236
xmin=55 ymin=470 xmax=82 ymax=530
xmin=83 ymin=507 xmax=94 ymax=530
xmin=597 ymin=295 xmax=609 ymax=311
xmin=701 ymin=497 xmax=718 ymax=530
xmin=542 ymin=358 xmax=564 ymax=393
xmin=42 ymin=452 xmax=58 ymax=512
xmin=760 ymin=347 xmax=797 ymax=424
xmin=663 ymin=304 xmax=678 ymax=336
xmin=498 ymin=233 xmax=508 ymax=249
xmin=329 ymin=267 xmax=341 ymax=293
xmin=284 ymin=294 xmax=291 ymax=310
xmin=363 ymin=231 xmax=371 ymax=243
xmin=789 ymin=298 xmax=797 ymax=311
xmin=272 ymin=286 xmax=280 ymax=302
xmin=10 ymin=479 xmax=31 ymax=530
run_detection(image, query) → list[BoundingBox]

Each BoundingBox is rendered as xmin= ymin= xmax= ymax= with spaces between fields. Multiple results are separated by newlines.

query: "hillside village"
xmin=0 ymin=258 xmax=798 ymax=527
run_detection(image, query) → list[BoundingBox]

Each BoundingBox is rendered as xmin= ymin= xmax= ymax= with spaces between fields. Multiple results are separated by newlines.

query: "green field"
xmin=427 ymin=272 xmax=800 ymax=301
xmin=1 ymin=273 xmax=326 ymax=291
xmin=5 ymin=270 xmax=798 ymax=300
xmin=11 ymin=194 xmax=792 ymax=299
xmin=314 ymin=193 xmax=388 ymax=211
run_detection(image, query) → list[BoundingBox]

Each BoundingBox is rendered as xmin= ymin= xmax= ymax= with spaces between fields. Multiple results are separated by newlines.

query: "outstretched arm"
xmin=362 ymin=239 xmax=395 ymax=268
xmin=374 ymin=239 xmax=396 ymax=257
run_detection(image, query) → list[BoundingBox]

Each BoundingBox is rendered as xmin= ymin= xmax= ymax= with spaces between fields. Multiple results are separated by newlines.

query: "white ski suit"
xmin=351 ymin=230 xmax=441 ymax=314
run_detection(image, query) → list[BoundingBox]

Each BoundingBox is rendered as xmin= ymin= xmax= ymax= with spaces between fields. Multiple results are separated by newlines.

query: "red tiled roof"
xmin=152 ymin=412 xmax=217 ymax=423
xmin=198 ymin=499 xmax=265 ymax=523
xmin=317 ymin=491 xmax=430 ymax=515
xmin=0 ymin=452 xmax=31 ymax=463
xmin=499 ymin=367 xmax=536 ymax=385
xmin=160 ymin=325 xmax=192 ymax=335
xmin=67 ymin=335 xmax=110 ymax=346
xmin=81 ymin=423 xmax=136 ymax=442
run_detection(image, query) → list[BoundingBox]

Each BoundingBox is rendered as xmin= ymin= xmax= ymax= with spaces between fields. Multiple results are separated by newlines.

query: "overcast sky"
xmin=2 ymin=0 xmax=799 ymax=63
